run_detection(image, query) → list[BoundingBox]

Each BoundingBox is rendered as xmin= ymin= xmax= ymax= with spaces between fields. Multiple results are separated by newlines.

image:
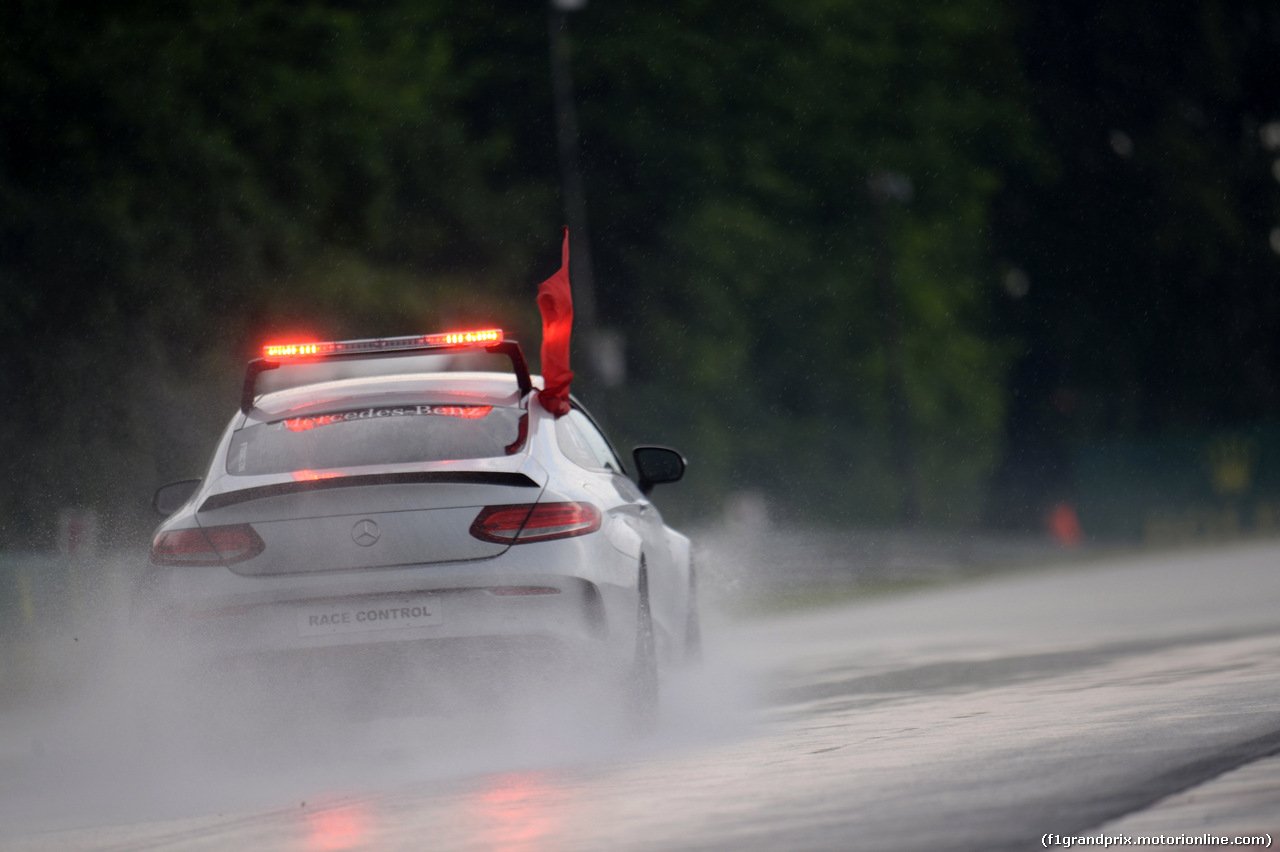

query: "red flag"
xmin=537 ymin=228 xmax=574 ymax=417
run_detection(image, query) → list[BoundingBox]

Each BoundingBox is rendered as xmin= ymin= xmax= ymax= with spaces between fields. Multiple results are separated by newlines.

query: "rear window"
xmin=227 ymin=404 xmax=526 ymax=476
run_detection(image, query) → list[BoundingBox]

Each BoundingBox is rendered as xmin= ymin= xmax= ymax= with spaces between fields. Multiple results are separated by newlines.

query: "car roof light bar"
xmin=263 ymin=328 xmax=503 ymax=360
xmin=241 ymin=329 xmax=531 ymax=414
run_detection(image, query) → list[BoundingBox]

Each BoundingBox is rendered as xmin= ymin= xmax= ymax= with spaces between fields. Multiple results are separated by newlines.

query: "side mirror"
xmin=153 ymin=479 xmax=201 ymax=516
xmin=632 ymin=446 xmax=686 ymax=495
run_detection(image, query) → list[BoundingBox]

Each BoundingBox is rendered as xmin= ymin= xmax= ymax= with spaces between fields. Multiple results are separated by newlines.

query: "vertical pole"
xmin=869 ymin=173 xmax=922 ymax=526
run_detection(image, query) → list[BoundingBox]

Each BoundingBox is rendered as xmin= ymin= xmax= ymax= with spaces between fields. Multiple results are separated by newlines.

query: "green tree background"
xmin=2 ymin=0 xmax=1277 ymax=548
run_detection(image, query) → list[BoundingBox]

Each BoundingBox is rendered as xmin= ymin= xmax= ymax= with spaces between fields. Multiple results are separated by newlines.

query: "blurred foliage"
xmin=985 ymin=2 xmax=1280 ymax=531
xmin=575 ymin=0 xmax=1027 ymax=525
xmin=1 ymin=0 xmax=1277 ymax=547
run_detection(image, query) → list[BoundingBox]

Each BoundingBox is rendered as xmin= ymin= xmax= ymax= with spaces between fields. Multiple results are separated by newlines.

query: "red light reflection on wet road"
xmin=468 ymin=771 xmax=565 ymax=852
xmin=302 ymin=800 xmax=375 ymax=852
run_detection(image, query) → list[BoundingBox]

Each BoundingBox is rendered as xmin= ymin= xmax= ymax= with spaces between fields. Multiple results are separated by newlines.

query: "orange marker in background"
xmin=1048 ymin=502 xmax=1084 ymax=547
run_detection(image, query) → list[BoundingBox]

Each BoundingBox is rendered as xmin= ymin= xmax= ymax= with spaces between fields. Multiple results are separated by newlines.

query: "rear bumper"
xmin=149 ymin=579 xmax=612 ymax=657
xmin=133 ymin=535 xmax=640 ymax=668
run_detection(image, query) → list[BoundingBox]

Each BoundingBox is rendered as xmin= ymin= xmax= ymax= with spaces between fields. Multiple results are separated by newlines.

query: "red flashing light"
xmin=430 ymin=405 xmax=492 ymax=419
xmin=292 ymin=469 xmax=343 ymax=481
xmin=284 ymin=414 xmax=347 ymax=432
xmin=264 ymin=342 xmax=331 ymax=359
xmin=263 ymin=329 xmax=503 ymax=360
xmin=469 ymin=502 xmax=602 ymax=545
xmin=423 ymin=329 xmax=504 ymax=346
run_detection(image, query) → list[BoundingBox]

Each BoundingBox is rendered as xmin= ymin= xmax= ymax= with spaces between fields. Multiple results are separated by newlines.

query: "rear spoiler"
xmin=201 ymin=470 xmax=540 ymax=511
xmin=241 ymin=333 xmax=532 ymax=414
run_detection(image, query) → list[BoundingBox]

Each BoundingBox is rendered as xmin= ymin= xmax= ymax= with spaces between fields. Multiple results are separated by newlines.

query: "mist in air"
xmin=0 ymin=501 xmax=1077 ymax=844
xmin=0 ymin=544 xmax=759 ymax=842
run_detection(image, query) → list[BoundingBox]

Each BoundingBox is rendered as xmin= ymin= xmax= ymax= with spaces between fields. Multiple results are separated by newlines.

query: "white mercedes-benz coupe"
xmin=138 ymin=329 xmax=695 ymax=713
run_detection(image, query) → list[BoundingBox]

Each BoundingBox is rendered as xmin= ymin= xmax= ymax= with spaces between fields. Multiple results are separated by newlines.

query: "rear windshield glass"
xmin=227 ymin=404 xmax=526 ymax=476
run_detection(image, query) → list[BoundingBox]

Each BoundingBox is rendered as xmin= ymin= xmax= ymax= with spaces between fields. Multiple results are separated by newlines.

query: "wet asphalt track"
xmin=5 ymin=540 xmax=1280 ymax=851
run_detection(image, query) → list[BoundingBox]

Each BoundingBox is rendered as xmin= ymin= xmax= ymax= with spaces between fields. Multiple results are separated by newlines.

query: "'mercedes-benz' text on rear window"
xmin=227 ymin=405 xmax=524 ymax=475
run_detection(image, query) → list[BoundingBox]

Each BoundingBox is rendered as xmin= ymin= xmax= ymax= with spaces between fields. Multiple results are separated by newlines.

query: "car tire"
xmin=628 ymin=561 xmax=659 ymax=729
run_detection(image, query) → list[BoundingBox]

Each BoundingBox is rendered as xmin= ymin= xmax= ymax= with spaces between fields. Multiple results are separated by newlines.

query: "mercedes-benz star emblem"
xmin=351 ymin=519 xmax=381 ymax=547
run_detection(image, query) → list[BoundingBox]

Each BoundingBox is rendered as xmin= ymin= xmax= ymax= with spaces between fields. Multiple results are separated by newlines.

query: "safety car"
xmin=138 ymin=329 xmax=695 ymax=714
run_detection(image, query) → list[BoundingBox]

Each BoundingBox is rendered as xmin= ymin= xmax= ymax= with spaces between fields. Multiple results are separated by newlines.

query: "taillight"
xmin=150 ymin=524 xmax=265 ymax=565
xmin=470 ymin=502 xmax=601 ymax=545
